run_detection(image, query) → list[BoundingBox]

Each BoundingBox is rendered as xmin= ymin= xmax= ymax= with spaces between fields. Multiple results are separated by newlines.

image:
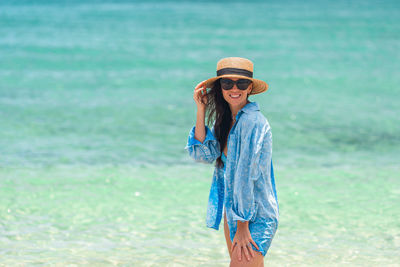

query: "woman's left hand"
xmin=231 ymin=224 xmax=260 ymax=262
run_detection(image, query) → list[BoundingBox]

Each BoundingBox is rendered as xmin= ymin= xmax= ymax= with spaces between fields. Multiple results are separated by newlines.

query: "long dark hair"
xmin=205 ymin=78 xmax=249 ymax=168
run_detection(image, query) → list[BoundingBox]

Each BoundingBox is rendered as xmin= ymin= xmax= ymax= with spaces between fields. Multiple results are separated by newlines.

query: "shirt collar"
xmin=235 ymin=101 xmax=260 ymax=120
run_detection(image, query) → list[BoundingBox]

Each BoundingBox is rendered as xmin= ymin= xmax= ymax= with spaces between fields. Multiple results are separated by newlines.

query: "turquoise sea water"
xmin=1 ymin=1 xmax=399 ymax=265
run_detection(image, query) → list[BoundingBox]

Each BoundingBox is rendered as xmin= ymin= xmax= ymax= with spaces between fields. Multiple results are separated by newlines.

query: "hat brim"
xmin=204 ymin=74 xmax=269 ymax=95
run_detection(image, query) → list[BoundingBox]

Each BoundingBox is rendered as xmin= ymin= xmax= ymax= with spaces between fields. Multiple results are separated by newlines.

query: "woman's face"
xmin=221 ymin=77 xmax=253 ymax=108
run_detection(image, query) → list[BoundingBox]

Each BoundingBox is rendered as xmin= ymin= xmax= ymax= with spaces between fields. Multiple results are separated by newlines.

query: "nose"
xmin=230 ymin=83 xmax=241 ymax=92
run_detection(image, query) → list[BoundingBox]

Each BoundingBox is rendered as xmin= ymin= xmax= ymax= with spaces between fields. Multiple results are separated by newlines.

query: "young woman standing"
xmin=185 ymin=57 xmax=279 ymax=267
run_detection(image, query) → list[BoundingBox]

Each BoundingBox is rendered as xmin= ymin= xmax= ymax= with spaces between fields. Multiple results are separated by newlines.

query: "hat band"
xmin=217 ymin=67 xmax=253 ymax=78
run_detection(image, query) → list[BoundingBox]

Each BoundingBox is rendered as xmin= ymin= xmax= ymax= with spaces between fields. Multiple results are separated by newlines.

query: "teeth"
xmin=230 ymin=94 xmax=241 ymax=98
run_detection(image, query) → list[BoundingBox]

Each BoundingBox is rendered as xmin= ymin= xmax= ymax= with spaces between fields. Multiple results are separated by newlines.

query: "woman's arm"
xmin=193 ymin=80 xmax=208 ymax=143
xmin=184 ymin=81 xmax=221 ymax=163
xmin=230 ymin=119 xmax=278 ymax=261
xmin=194 ymin=106 xmax=206 ymax=143
xmin=230 ymin=120 xmax=268 ymax=261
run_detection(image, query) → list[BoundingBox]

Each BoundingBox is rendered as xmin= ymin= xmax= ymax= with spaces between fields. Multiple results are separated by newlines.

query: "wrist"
xmin=237 ymin=220 xmax=249 ymax=230
xmin=197 ymin=106 xmax=206 ymax=113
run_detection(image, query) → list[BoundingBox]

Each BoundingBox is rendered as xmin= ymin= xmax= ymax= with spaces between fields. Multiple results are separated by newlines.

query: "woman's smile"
xmin=229 ymin=93 xmax=242 ymax=99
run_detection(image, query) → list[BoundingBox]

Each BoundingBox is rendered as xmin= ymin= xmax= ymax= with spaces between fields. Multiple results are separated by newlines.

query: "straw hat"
xmin=204 ymin=57 xmax=269 ymax=95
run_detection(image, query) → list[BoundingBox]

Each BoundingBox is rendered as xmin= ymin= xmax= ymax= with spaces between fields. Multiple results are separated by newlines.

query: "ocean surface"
xmin=1 ymin=0 xmax=399 ymax=266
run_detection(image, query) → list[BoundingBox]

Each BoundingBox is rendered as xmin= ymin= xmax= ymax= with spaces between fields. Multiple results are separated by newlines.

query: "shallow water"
xmin=1 ymin=0 xmax=399 ymax=265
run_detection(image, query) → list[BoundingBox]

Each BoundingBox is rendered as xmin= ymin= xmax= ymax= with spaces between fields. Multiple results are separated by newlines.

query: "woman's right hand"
xmin=193 ymin=80 xmax=208 ymax=110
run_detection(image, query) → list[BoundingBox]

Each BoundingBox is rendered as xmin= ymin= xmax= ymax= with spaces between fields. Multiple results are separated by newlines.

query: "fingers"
xmin=251 ymin=239 xmax=259 ymax=250
xmin=243 ymin=245 xmax=250 ymax=261
xmin=193 ymin=81 xmax=208 ymax=107
xmin=236 ymin=244 xmax=242 ymax=262
xmin=197 ymin=92 xmax=207 ymax=105
xmin=231 ymin=234 xmax=260 ymax=262
xmin=194 ymin=88 xmax=204 ymax=97
xmin=194 ymin=81 xmax=208 ymax=106
xmin=194 ymin=86 xmax=206 ymax=97
xmin=194 ymin=86 xmax=205 ymax=94
xmin=194 ymin=80 xmax=207 ymax=91
xmin=232 ymin=242 xmax=253 ymax=262
xmin=248 ymin=243 xmax=254 ymax=258
xmin=194 ymin=86 xmax=207 ymax=98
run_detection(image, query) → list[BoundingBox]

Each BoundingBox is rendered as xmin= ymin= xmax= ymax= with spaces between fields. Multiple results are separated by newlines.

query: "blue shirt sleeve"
xmin=184 ymin=125 xmax=221 ymax=163
xmin=231 ymin=121 xmax=271 ymax=223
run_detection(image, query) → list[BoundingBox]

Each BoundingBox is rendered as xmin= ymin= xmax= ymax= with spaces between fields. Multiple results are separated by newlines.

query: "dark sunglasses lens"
xmin=237 ymin=79 xmax=252 ymax=90
xmin=220 ymin=79 xmax=234 ymax=90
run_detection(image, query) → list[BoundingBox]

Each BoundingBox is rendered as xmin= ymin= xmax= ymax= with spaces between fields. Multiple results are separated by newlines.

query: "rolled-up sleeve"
xmin=184 ymin=125 xmax=221 ymax=163
xmin=231 ymin=122 xmax=270 ymax=222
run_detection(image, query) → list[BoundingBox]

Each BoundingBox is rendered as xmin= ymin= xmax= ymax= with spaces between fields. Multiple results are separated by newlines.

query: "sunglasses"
xmin=220 ymin=78 xmax=252 ymax=90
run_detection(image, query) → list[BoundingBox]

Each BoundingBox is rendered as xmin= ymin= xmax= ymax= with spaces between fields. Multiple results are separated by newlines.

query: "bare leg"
xmin=229 ymin=246 xmax=264 ymax=267
xmin=224 ymin=210 xmax=232 ymax=259
xmin=225 ymin=210 xmax=264 ymax=266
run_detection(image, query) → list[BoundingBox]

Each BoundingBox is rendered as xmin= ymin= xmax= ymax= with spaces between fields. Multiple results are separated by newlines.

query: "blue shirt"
xmin=185 ymin=101 xmax=279 ymax=256
xmin=221 ymin=152 xmax=227 ymax=214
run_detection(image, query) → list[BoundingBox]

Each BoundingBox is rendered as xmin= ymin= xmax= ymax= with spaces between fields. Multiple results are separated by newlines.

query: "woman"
xmin=185 ymin=57 xmax=279 ymax=267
